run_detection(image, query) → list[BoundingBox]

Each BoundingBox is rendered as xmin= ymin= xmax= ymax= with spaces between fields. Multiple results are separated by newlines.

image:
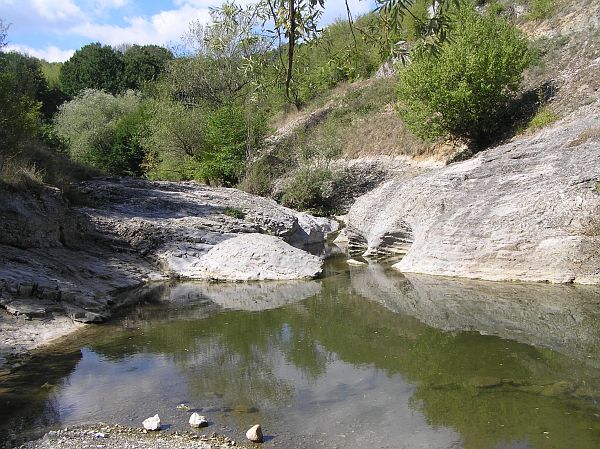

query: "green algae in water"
xmin=2 ymin=264 xmax=600 ymax=449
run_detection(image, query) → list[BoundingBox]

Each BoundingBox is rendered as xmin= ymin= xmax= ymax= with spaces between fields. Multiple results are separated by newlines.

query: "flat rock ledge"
xmin=0 ymin=179 xmax=333 ymax=362
xmin=347 ymin=100 xmax=600 ymax=284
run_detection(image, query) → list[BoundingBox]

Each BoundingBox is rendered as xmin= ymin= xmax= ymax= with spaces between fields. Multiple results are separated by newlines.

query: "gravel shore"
xmin=18 ymin=424 xmax=254 ymax=449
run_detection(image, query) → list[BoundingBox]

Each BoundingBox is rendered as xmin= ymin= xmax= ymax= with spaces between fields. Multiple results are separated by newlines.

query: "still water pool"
xmin=2 ymin=259 xmax=600 ymax=448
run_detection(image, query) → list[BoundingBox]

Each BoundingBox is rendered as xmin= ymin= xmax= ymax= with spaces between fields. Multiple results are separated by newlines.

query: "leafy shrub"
xmin=279 ymin=165 xmax=336 ymax=215
xmin=396 ymin=4 xmax=532 ymax=144
xmin=54 ymin=89 xmax=142 ymax=174
xmin=139 ymin=99 xmax=206 ymax=181
xmin=224 ymin=207 xmax=245 ymax=219
xmin=112 ymin=106 xmax=148 ymax=175
xmin=527 ymin=0 xmax=555 ymax=20
xmin=201 ymin=105 xmax=259 ymax=186
xmin=141 ymin=101 xmax=266 ymax=185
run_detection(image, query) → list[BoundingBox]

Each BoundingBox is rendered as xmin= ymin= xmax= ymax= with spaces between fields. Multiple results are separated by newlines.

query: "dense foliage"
xmin=60 ymin=43 xmax=173 ymax=97
xmin=1 ymin=0 xmax=540 ymax=208
xmin=53 ymin=89 xmax=142 ymax=174
xmin=396 ymin=4 xmax=532 ymax=143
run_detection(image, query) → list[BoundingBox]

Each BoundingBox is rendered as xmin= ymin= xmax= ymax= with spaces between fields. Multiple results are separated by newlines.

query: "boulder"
xmin=245 ymin=424 xmax=264 ymax=443
xmin=188 ymin=412 xmax=208 ymax=428
xmin=347 ymin=101 xmax=600 ymax=284
xmin=142 ymin=414 xmax=161 ymax=431
xmin=181 ymin=233 xmax=323 ymax=281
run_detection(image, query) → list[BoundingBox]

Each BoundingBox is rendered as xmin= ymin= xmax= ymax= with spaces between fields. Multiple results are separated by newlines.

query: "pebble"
xmin=189 ymin=412 xmax=209 ymax=428
xmin=142 ymin=414 xmax=161 ymax=431
xmin=245 ymin=424 xmax=263 ymax=443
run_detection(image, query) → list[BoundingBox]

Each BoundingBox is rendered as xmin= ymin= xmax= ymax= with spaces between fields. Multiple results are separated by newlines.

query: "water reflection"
xmin=2 ymin=264 xmax=600 ymax=449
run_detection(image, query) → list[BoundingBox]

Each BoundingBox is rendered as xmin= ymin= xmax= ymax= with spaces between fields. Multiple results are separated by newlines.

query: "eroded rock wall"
xmin=347 ymin=101 xmax=600 ymax=283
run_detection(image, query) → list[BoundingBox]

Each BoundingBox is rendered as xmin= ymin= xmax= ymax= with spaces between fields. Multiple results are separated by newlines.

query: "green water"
xmin=2 ymin=260 xmax=600 ymax=448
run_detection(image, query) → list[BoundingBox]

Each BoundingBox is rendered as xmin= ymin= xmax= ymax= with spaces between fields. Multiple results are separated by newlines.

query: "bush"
xmin=140 ymin=101 xmax=265 ymax=185
xmin=396 ymin=4 xmax=532 ymax=144
xmin=54 ymin=89 xmax=142 ymax=174
xmin=201 ymin=105 xmax=265 ymax=186
xmin=279 ymin=165 xmax=336 ymax=215
xmin=527 ymin=0 xmax=555 ymax=20
xmin=139 ymin=99 xmax=206 ymax=181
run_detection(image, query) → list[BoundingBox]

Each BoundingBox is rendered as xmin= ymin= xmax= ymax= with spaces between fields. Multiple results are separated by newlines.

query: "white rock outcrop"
xmin=183 ymin=233 xmax=323 ymax=280
xmin=0 ymin=179 xmax=333 ymax=364
xmin=347 ymin=101 xmax=600 ymax=284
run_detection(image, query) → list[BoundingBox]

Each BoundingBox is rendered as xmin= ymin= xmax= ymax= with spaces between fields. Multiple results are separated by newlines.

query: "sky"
xmin=0 ymin=0 xmax=376 ymax=62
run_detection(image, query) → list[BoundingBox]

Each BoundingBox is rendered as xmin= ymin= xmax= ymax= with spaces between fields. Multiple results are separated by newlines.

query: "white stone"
xmin=182 ymin=233 xmax=323 ymax=281
xmin=245 ymin=424 xmax=264 ymax=443
xmin=142 ymin=414 xmax=161 ymax=431
xmin=189 ymin=412 xmax=208 ymax=428
xmin=346 ymin=259 xmax=366 ymax=266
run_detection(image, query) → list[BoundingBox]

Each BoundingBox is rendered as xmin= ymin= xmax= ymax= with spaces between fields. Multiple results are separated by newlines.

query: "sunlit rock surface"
xmin=347 ymin=101 xmax=600 ymax=283
xmin=0 ymin=179 xmax=333 ymax=362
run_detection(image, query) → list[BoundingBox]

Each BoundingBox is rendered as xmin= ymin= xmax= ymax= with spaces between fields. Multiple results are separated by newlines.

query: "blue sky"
xmin=0 ymin=0 xmax=376 ymax=62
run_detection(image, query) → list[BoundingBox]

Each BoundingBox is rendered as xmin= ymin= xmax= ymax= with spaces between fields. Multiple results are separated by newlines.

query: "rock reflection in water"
xmin=3 ymin=266 xmax=600 ymax=449
xmin=349 ymin=264 xmax=600 ymax=363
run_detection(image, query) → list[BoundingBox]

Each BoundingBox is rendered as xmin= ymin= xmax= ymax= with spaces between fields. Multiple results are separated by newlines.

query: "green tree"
xmin=0 ymin=71 xmax=40 ymax=152
xmin=139 ymin=99 xmax=207 ymax=181
xmin=59 ymin=43 xmax=124 ymax=97
xmin=166 ymin=2 xmax=268 ymax=108
xmin=0 ymin=22 xmax=42 ymax=153
xmin=0 ymin=52 xmax=65 ymax=119
xmin=54 ymin=89 xmax=142 ymax=173
xmin=396 ymin=3 xmax=532 ymax=143
xmin=122 ymin=44 xmax=173 ymax=91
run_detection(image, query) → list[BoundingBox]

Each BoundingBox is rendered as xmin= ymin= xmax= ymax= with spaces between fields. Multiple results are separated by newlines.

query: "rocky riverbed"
xmin=0 ymin=179 xmax=336 ymax=366
xmin=18 ymin=424 xmax=251 ymax=449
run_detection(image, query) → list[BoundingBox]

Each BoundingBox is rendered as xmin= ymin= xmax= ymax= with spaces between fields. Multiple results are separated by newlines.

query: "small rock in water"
xmin=142 ymin=414 xmax=161 ymax=431
xmin=245 ymin=424 xmax=263 ymax=443
xmin=346 ymin=259 xmax=366 ymax=266
xmin=176 ymin=403 xmax=191 ymax=411
xmin=189 ymin=412 xmax=209 ymax=428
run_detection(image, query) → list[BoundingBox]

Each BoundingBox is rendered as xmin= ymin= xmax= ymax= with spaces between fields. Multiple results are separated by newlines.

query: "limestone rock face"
xmin=347 ymin=102 xmax=600 ymax=284
xmin=185 ymin=233 xmax=323 ymax=281
xmin=76 ymin=179 xmax=335 ymax=277
xmin=0 ymin=179 xmax=332 ymax=363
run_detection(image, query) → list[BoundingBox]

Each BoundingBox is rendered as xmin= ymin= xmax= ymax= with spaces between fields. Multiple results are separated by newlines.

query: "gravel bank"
xmin=19 ymin=424 xmax=253 ymax=449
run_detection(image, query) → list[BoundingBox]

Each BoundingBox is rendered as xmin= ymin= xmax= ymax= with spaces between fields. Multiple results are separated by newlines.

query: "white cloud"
xmin=71 ymin=3 xmax=211 ymax=46
xmin=30 ymin=0 xmax=85 ymax=22
xmin=4 ymin=43 xmax=75 ymax=62
xmin=0 ymin=0 xmax=378 ymax=64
